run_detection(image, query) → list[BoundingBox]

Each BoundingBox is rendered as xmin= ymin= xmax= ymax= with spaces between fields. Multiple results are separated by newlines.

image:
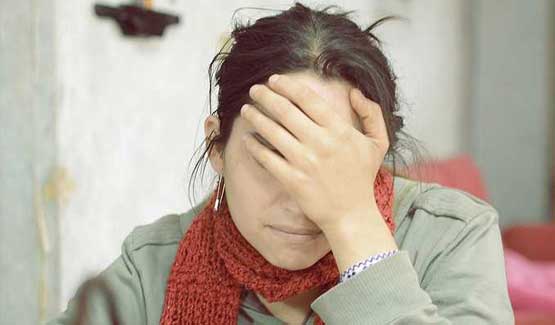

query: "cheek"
xmin=233 ymin=153 xmax=276 ymax=192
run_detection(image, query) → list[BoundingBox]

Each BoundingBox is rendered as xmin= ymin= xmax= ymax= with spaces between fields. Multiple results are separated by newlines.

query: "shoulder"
xmin=123 ymin=203 xmax=202 ymax=253
xmin=411 ymin=181 xmax=502 ymax=245
xmin=124 ymin=213 xmax=182 ymax=251
xmin=106 ymin=208 xmax=202 ymax=319
xmin=393 ymin=177 xmax=503 ymax=280
xmin=113 ymin=205 xmax=203 ymax=278
xmin=394 ymin=176 xmax=499 ymax=229
xmin=388 ymin=178 xmax=514 ymax=323
xmin=414 ymin=185 xmax=498 ymax=224
xmin=125 ymin=213 xmax=183 ymax=252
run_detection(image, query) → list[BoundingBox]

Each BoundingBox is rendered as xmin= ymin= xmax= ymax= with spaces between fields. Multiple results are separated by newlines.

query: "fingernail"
xmin=269 ymin=74 xmax=280 ymax=84
xmin=241 ymin=104 xmax=250 ymax=115
xmin=250 ymin=85 xmax=260 ymax=97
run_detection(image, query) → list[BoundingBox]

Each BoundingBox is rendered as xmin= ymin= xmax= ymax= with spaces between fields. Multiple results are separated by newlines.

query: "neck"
xmin=255 ymin=286 xmax=323 ymax=324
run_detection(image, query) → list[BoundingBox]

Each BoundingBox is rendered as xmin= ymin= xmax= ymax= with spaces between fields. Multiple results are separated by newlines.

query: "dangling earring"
xmin=213 ymin=175 xmax=226 ymax=212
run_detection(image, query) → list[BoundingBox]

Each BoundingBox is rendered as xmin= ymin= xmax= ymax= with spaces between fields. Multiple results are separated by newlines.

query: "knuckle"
xmin=274 ymin=102 xmax=289 ymax=121
xmin=379 ymin=139 xmax=390 ymax=156
xmin=374 ymin=104 xmax=385 ymax=118
xmin=297 ymin=86 xmax=313 ymax=102
xmin=336 ymin=126 xmax=352 ymax=142
xmin=257 ymin=86 xmax=270 ymax=102
xmin=248 ymin=109 xmax=260 ymax=122
xmin=302 ymin=152 xmax=318 ymax=169
xmin=291 ymin=171 xmax=308 ymax=189
xmin=302 ymin=86 xmax=313 ymax=98
xmin=316 ymin=137 xmax=335 ymax=154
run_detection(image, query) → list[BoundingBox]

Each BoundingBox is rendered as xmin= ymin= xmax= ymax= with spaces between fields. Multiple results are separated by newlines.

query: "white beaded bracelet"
xmin=339 ymin=249 xmax=399 ymax=283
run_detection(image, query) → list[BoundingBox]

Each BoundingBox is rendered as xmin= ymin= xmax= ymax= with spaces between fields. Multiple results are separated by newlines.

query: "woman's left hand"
xmin=241 ymin=73 xmax=390 ymax=235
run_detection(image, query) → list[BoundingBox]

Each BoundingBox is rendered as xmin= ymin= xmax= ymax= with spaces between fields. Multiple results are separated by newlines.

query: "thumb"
xmin=350 ymin=88 xmax=389 ymax=145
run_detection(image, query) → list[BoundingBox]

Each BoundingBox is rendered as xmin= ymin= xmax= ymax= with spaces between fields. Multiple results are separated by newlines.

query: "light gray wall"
xmin=0 ymin=0 xmax=59 ymax=323
xmin=469 ymin=0 xmax=554 ymax=227
xmin=369 ymin=0 xmax=472 ymax=159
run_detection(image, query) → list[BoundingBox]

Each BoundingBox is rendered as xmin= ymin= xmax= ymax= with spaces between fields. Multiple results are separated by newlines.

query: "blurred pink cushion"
xmin=504 ymin=248 xmax=555 ymax=312
xmin=406 ymin=154 xmax=489 ymax=201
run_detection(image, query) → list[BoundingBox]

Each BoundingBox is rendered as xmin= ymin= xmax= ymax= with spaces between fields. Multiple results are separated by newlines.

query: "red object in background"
xmin=405 ymin=154 xmax=490 ymax=201
xmin=502 ymin=225 xmax=555 ymax=325
xmin=514 ymin=313 xmax=555 ymax=325
xmin=503 ymin=225 xmax=555 ymax=262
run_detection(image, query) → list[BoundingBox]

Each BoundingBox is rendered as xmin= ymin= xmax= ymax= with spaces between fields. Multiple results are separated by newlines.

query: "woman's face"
xmin=204 ymin=70 xmax=363 ymax=270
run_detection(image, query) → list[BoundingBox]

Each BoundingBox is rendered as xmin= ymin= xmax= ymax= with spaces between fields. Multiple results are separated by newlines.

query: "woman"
xmin=48 ymin=3 xmax=514 ymax=324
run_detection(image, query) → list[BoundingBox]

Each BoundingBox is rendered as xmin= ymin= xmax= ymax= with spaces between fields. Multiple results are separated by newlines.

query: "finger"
xmin=266 ymin=74 xmax=344 ymax=132
xmin=350 ymin=88 xmax=389 ymax=145
xmin=242 ymin=133 xmax=304 ymax=194
xmin=240 ymin=103 xmax=306 ymax=166
xmin=248 ymin=83 xmax=322 ymax=145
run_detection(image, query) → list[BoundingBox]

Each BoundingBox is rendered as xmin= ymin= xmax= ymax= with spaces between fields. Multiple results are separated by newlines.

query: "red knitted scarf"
xmin=159 ymin=168 xmax=396 ymax=325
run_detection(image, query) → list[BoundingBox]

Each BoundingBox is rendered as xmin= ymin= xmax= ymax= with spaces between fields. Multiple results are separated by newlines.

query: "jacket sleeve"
xmin=46 ymin=233 xmax=147 ymax=325
xmin=310 ymin=209 xmax=515 ymax=324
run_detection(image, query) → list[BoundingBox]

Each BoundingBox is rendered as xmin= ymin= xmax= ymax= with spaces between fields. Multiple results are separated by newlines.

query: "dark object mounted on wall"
xmin=94 ymin=3 xmax=179 ymax=37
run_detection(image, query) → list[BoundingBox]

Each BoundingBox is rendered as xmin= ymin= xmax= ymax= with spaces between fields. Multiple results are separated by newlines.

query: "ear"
xmin=204 ymin=115 xmax=225 ymax=175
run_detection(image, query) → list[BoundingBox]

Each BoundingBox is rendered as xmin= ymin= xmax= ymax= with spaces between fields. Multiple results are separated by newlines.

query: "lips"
xmin=268 ymin=225 xmax=322 ymax=236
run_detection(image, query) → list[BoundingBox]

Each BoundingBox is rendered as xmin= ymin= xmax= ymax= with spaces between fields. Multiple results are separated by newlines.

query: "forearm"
xmin=312 ymin=209 xmax=515 ymax=325
xmin=311 ymin=251 xmax=450 ymax=325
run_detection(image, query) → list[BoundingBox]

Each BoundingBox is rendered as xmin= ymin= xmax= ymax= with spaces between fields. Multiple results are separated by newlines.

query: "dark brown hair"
xmin=187 ymin=2 xmax=428 ymax=209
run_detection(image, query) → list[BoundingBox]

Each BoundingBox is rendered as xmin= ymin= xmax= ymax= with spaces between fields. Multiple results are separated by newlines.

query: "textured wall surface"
xmin=0 ymin=0 xmax=59 ymax=323
xmin=469 ymin=0 xmax=553 ymax=226
xmin=371 ymin=0 xmax=471 ymax=159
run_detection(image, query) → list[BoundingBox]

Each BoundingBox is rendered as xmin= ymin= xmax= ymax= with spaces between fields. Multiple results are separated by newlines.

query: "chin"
xmin=264 ymin=250 xmax=323 ymax=271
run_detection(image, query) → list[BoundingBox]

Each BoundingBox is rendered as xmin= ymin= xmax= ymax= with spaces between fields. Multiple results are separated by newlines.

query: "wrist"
xmin=321 ymin=204 xmax=390 ymax=239
xmin=339 ymin=249 xmax=399 ymax=283
xmin=322 ymin=208 xmax=398 ymax=274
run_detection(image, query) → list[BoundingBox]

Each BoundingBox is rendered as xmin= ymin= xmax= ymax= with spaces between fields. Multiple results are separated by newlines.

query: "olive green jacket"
xmin=47 ymin=176 xmax=515 ymax=324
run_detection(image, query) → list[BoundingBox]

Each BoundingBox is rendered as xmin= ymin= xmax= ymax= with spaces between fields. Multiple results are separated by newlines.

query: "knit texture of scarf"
xmin=159 ymin=167 xmax=396 ymax=325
